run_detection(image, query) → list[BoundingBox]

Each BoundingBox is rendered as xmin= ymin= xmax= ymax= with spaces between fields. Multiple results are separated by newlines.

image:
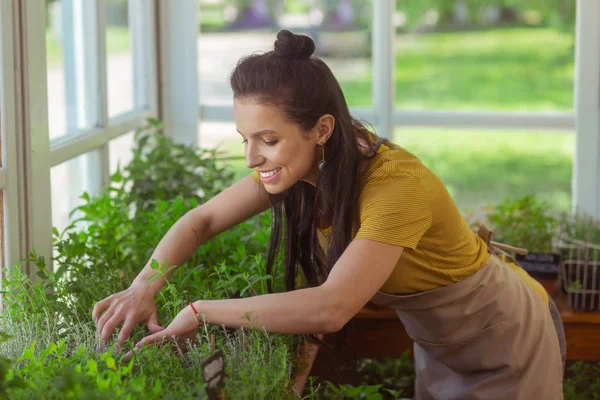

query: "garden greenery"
xmin=0 ymin=119 xmax=303 ymax=399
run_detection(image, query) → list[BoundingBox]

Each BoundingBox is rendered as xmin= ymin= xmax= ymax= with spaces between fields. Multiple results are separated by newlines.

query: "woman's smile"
xmin=259 ymin=168 xmax=282 ymax=183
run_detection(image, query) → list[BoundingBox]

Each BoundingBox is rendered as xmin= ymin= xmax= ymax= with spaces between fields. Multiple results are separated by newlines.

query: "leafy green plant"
xmin=356 ymin=352 xmax=415 ymax=398
xmin=564 ymin=361 xmax=600 ymax=400
xmin=0 ymin=119 xmax=305 ymax=399
xmin=321 ymin=382 xmax=399 ymax=400
xmin=124 ymin=118 xmax=234 ymax=213
xmin=558 ymin=212 xmax=600 ymax=247
xmin=487 ymin=195 xmax=559 ymax=252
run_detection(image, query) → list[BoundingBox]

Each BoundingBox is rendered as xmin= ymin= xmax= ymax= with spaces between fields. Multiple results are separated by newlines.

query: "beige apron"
xmin=370 ymin=254 xmax=564 ymax=399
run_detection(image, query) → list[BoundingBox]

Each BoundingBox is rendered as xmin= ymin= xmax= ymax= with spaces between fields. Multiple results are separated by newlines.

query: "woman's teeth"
xmin=260 ymin=168 xmax=281 ymax=178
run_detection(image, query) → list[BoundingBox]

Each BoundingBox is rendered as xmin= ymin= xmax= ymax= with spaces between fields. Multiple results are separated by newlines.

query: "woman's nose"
xmin=245 ymin=143 xmax=263 ymax=169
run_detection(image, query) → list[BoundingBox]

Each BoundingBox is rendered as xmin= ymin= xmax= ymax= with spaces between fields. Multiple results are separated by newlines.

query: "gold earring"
xmin=318 ymin=143 xmax=326 ymax=171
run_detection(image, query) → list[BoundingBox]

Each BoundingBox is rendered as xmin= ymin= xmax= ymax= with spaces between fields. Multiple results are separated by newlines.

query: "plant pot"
xmin=560 ymin=259 xmax=600 ymax=312
xmin=515 ymin=252 xmax=561 ymax=297
xmin=556 ymin=235 xmax=600 ymax=312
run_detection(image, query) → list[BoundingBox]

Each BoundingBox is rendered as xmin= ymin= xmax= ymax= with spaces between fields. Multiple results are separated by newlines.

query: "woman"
xmin=93 ymin=30 xmax=565 ymax=399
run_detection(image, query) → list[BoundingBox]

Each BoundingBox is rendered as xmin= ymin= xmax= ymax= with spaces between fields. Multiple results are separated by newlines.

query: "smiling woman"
xmin=94 ymin=30 xmax=566 ymax=399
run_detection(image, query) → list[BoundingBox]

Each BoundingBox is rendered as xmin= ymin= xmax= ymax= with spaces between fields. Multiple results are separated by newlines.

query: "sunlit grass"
xmin=341 ymin=27 xmax=574 ymax=111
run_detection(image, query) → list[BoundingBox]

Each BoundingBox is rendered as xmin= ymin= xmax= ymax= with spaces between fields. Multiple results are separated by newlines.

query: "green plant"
xmin=0 ymin=119 xmax=306 ymax=399
xmin=487 ymin=195 xmax=559 ymax=252
xmin=125 ymin=118 xmax=234 ymax=213
xmin=356 ymin=352 xmax=415 ymax=397
xmin=558 ymin=212 xmax=600 ymax=247
xmin=564 ymin=361 xmax=600 ymax=400
xmin=321 ymin=382 xmax=400 ymax=400
xmin=568 ymin=280 xmax=583 ymax=291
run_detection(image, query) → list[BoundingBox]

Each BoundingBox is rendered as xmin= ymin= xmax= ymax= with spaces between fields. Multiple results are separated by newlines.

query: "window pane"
xmin=0 ymin=189 xmax=4 ymax=272
xmin=197 ymin=0 xmax=372 ymax=107
xmin=47 ymin=0 xmax=100 ymax=140
xmin=106 ymin=0 xmax=134 ymax=118
xmin=393 ymin=128 xmax=573 ymax=212
xmin=200 ymin=121 xmax=248 ymax=181
xmin=109 ymin=131 xmax=135 ymax=176
xmin=51 ymin=151 xmax=103 ymax=235
xmin=394 ymin=2 xmax=575 ymax=111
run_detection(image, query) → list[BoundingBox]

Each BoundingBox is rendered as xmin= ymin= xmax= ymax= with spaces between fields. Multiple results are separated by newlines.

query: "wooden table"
xmin=308 ymin=294 xmax=600 ymax=387
xmin=341 ymin=294 xmax=600 ymax=361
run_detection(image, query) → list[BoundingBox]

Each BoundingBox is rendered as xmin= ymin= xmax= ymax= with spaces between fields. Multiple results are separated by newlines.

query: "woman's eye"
xmin=240 ymin=138 xmax=248 ymax=144
xmin=264 ymin=140 xmax=278 ymax=146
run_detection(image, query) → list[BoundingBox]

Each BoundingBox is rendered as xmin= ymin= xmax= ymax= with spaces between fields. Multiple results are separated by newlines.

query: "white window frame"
xmin=0 ymin=0 xmax=23 ymax=272
xmin=0 ymin=0 xmax=164 ymax=276
xmin=573 ymin=0 xmax=600 ymax=219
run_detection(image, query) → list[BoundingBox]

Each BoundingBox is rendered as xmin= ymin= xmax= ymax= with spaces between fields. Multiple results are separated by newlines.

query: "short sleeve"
xmin=354 ymin=173 xmax=432 ymax=250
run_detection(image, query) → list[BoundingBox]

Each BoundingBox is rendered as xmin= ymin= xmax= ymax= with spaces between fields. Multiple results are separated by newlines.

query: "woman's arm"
xmin=131 ymin=175 xmax=271 ymax=295
xmin=192 ymin=239 xmax=404 ymax=333
xmin=94 ymin=175 xmax=270 ymax=343
xmin=134 ymin=238 xmax=404 ymax=349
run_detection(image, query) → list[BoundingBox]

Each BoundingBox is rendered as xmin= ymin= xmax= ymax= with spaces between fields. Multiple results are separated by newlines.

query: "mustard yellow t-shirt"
xmin=250 ymin=143 xmax=548 ymax=305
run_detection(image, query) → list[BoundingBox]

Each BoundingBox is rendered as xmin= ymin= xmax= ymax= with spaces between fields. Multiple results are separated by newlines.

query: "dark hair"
xmin=230 ymin=29 xmax=383 ymax=321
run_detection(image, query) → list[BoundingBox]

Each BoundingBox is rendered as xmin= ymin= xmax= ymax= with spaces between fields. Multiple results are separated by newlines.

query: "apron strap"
xmin=477 ymin=224 xmax=529 ymax=256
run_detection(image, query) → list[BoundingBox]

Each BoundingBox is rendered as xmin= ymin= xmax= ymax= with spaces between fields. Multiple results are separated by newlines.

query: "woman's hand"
xmin=92 ymin=283 xmax=165 ymax=346
xmin=123 ymin=305 xmax=200 ymax=360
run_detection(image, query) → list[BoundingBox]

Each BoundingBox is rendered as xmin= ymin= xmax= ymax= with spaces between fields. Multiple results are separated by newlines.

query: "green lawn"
xmin=393 ymin=128 xmax=573 ymax=212
xmin=46 ymin=27 xmax=131 ymax=68
xmin=341 ymin=27 xmax=575 ymax=111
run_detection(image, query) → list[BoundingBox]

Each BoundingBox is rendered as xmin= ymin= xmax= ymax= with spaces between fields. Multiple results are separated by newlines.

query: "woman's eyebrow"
xmin=236 ymin=129 xmax=278 ymax=138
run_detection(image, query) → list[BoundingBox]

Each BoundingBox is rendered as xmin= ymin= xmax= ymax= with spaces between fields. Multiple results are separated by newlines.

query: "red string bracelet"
xmin=189 ymin=302 xmax=203 ymax=325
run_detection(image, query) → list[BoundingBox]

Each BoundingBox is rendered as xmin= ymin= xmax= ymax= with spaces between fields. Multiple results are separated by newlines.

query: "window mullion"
xmin=157 ymin=0 xmax=198 ymax=146
xmin=0 ymin=0 xmax=22 ymax=272
xmin=96 ymin=0 xmax=109 ymax=187
xmin=573 ymin=0 xmax=600 ymax=219
xmin=16 ymin=0 xmax=53 ymax=277
xmin=372 ymin=0 xmax=395 ymax=139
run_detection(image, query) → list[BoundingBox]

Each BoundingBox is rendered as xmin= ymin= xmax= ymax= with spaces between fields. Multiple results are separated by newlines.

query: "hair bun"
xmin=274 ymin=30 xmax=315 ymax=61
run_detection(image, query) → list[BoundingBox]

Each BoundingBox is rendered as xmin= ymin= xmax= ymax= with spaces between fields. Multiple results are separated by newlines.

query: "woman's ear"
xmin=315 ymin=114 xmax=335 ymax=144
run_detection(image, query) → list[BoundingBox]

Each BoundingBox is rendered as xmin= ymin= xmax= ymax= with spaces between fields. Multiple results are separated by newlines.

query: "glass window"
xmin=106 ymin=0 xmax=135 ymax=118
xmin=393 ymin=128 xmax=573 ymax=212
xmin=108 ymin=131 xmax=135 ymax=176
xmin=0 ymin=189 xmax=4 ymax=272
xmin=394 ymin=2 xmax=576 ymax=111
xmin=199 ymin=121 xmax=248 ymax=181
xmin=197 ymin=0 xmax=373 ymax=107
xmin=46 ymin=0 xmax=101 ymax=140
xmin=51 ymin=151 xmax=103 ymax=235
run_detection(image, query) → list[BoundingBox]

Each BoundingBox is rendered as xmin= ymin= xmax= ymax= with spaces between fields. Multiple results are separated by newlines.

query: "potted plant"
xmin=555 ymin=212 xmax=600 ymax=312
xmin=487 ymin=195 xmax=561 ymax=296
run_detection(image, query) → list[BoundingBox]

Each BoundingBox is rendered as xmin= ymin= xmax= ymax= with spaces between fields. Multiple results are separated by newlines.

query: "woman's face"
xmin=233 ymin=97 xmax=330 ymax=194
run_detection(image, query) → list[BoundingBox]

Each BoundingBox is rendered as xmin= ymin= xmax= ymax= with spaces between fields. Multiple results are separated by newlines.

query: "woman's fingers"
xmin=92 ymin=296 xmax=112 ymax=322
xmin=146 ymin=311 xmax=165 ymax=334
xmin=96 ymin=307 xmax=115 ymax=338
xmin=117 ymin=318 xmax=138 ymax=347
xmin=101 ymin=312 xmax=125 ymax=343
